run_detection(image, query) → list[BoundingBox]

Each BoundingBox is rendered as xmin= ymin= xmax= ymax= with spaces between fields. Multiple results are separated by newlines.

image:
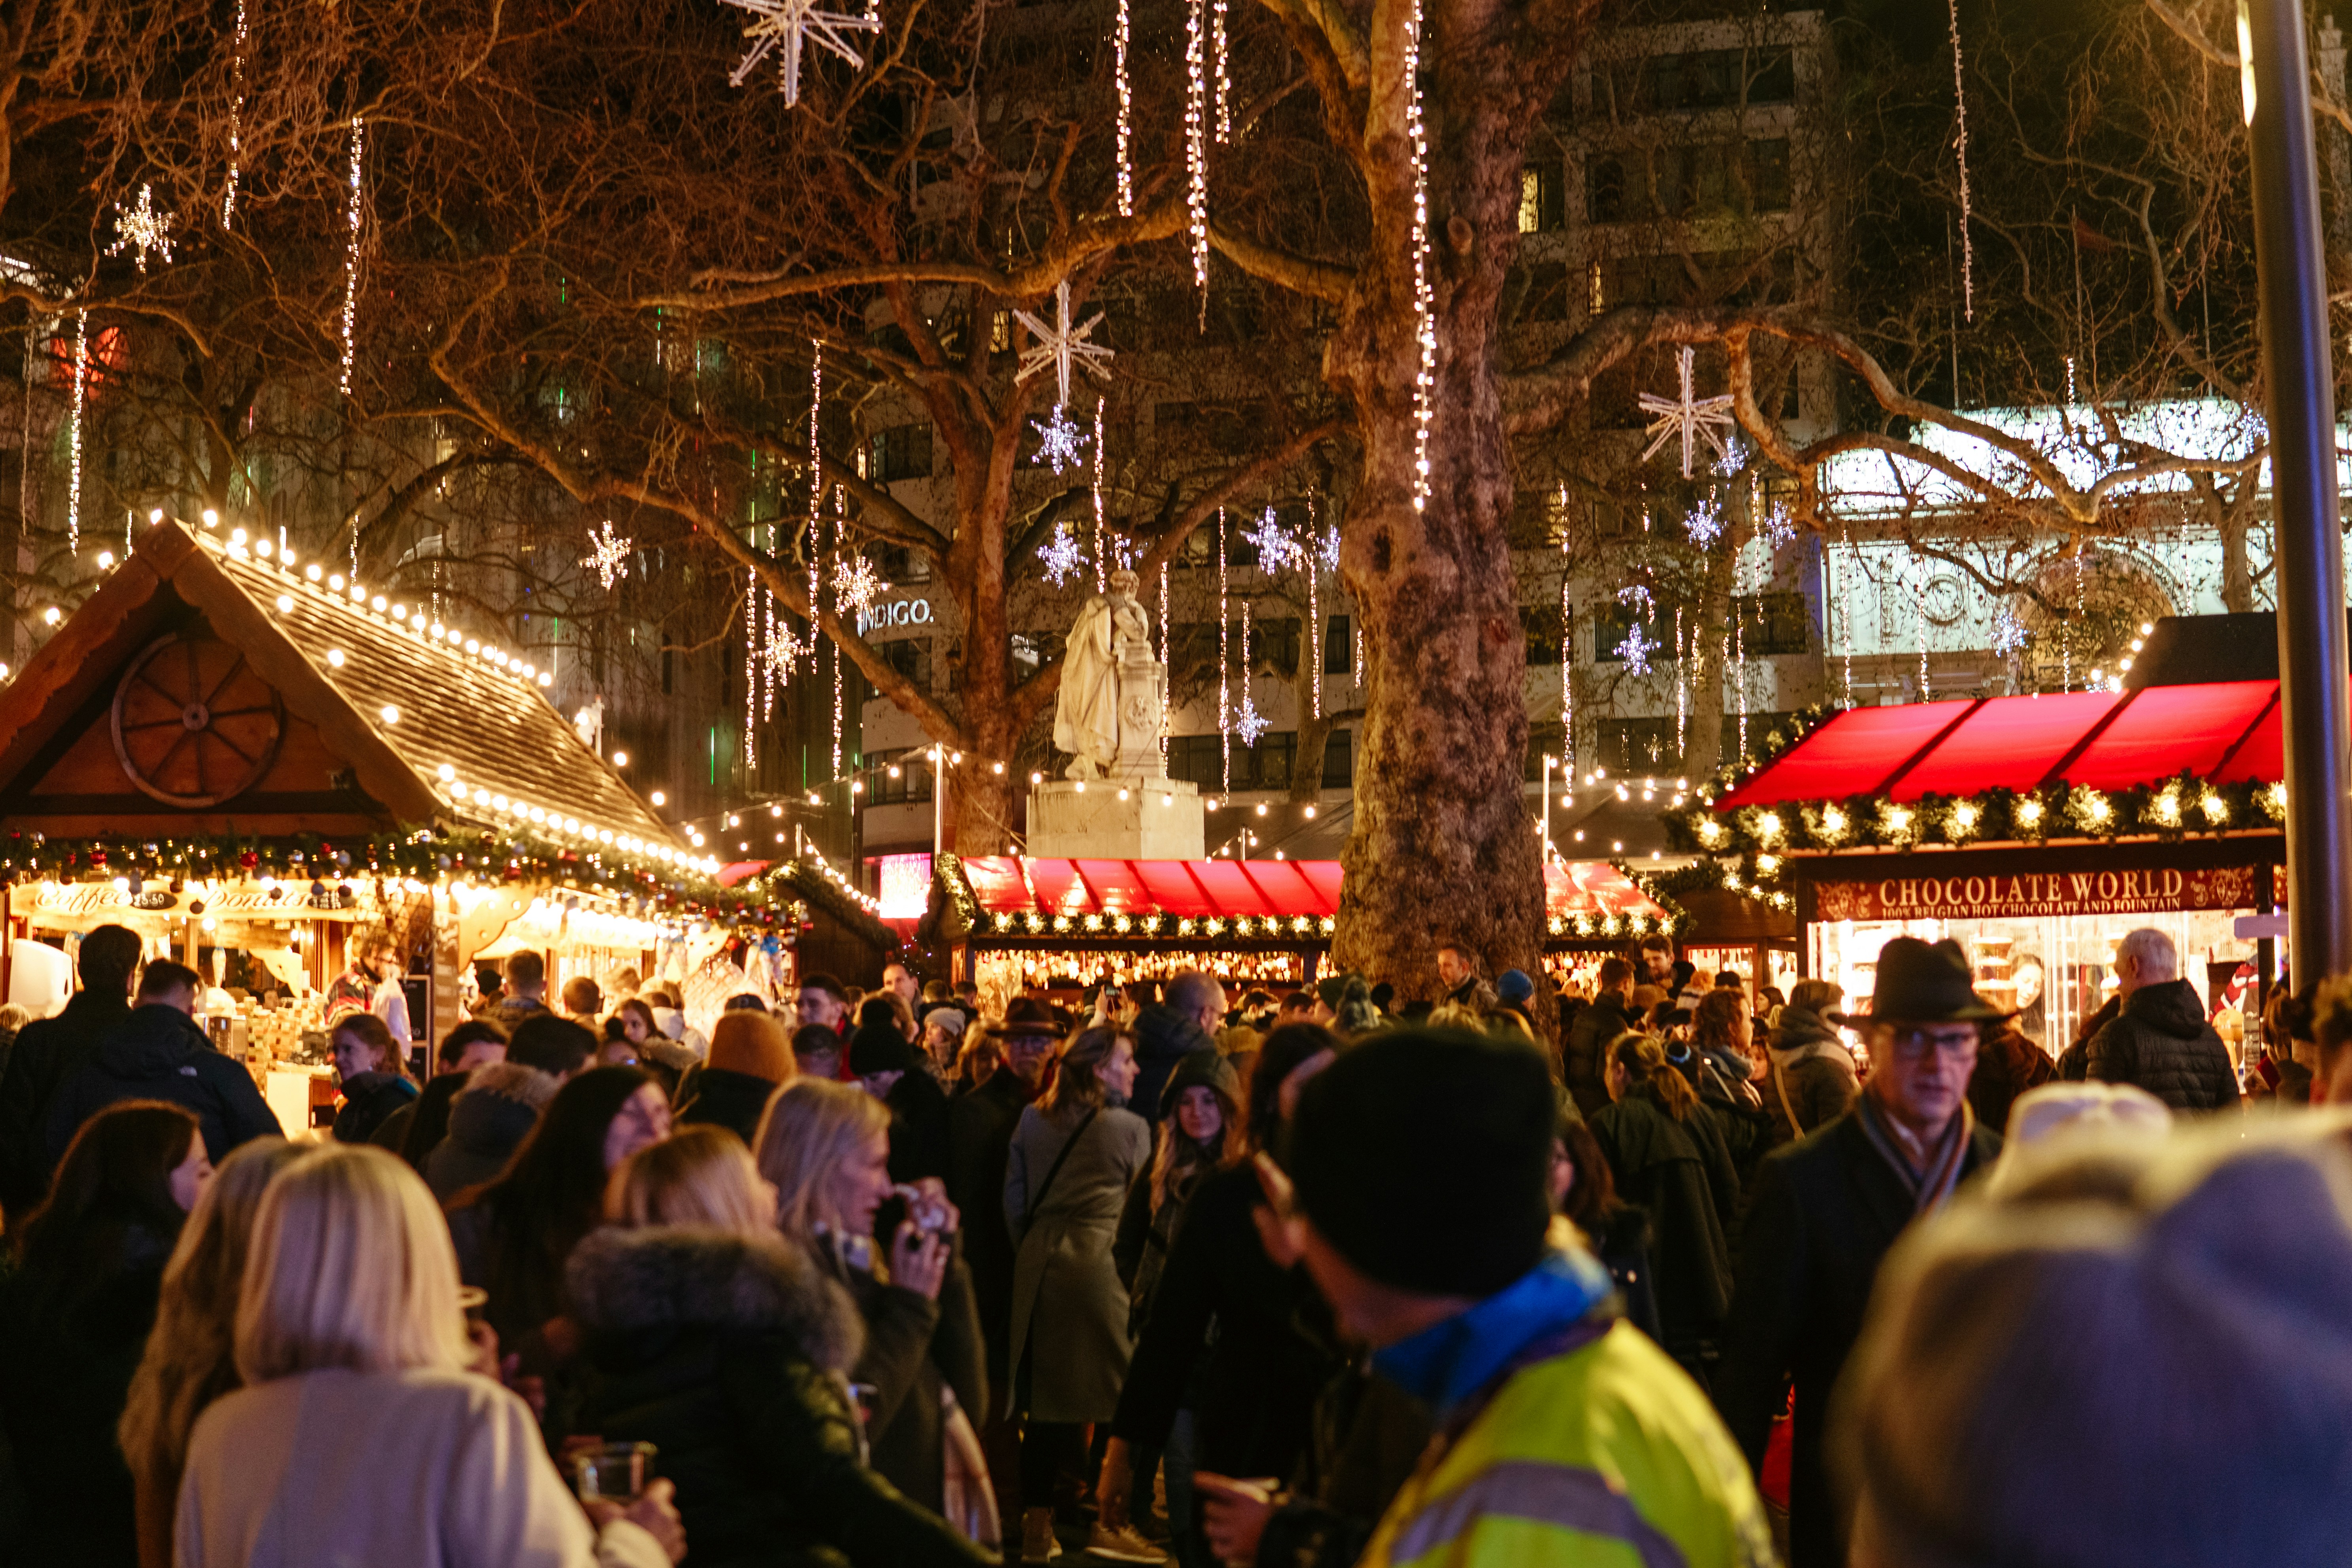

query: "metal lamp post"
xmin=2245 ymin=0 xmax=2352 ymax=982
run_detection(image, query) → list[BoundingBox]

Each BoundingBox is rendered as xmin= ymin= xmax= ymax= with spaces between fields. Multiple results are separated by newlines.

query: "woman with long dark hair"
xmin=1004 ymin=1025 xmax=1151 ymax=1563
xmin=117 ymin=1137 xmax=302 ymax=1568
xmin=444 ymin=1064 xmax=670 ymax=1356
xmin=0 ymin=1101 xmax=208 ymax=1567
xmin=1589 ymin=1033 xmax=1738 ymax=1389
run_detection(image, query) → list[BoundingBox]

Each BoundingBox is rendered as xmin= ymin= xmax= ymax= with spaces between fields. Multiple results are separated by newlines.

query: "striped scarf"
xmin=1855 ymin=1091 xmax=1975 ymax=1216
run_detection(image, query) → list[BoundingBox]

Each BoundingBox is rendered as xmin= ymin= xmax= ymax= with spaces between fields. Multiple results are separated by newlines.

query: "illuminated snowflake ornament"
xmin=1614 ymin=583 xmax=1658 ymax=674
xmin=1991 ymin=603 xmax=2029 ymax=656
xmin=762 ymin=622 xmax=813 ymax=683
xmin=1013 ymin=281 xmax=1114 ymax=408
xmin=836 ymin=554 xmax=890 ymax=616
xmin=1638 ymin=346 xmax=1736 ymax=478
xmin=1031 ymin=404 xmax=1089 ymax=474
xmin=580 ymin=521 xmax=633 ymax=590
xmin=1685 ymin=495 xmax=1725 ymax=548
xmin=720 ymin=0 xmax=883 ymax=106
xmin=1319 ymin=525 xmax=1342 ymax=572
xmin=1234 ymin=696 xmax=1269 ymax=746
xmin=106 ymin=185 xmax=177 ymax=273
xmin=1761 ymin=498 xmax=1800 ymax=549
xmin=1040 ymin=524 xmax=1086 ymax=586
xmin=1241 ymin=507 xmax=1303 ymax=572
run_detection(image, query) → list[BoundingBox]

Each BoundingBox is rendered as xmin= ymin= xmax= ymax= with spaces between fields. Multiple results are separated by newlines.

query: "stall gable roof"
xmin=961 ymin=857 xmax=1665 ymax=922
xmin=0 ymin=521 xmax=680 ymax=849
xmin=1716 ymin=681 xmax=2283 ymax=809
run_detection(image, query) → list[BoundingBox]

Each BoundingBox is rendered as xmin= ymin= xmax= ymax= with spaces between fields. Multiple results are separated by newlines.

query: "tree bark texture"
xmin=1311 ymin=0 xmax=1596 ymax=999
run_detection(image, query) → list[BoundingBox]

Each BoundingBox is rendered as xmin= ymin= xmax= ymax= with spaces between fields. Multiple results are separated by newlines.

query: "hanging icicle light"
xmin=1184 ymin=0 xmax=1211 ymax=315
xmin=1159 ymin=563 xmax=1172 ymax=761
xmin=338 ymin=117 xmax=367 ymax=398
xmin=66 ymin=310 xmax=88 ymax=560
xmin=222 ymin=0 xmax=250 ymax=227
xmin=1218 ymin=507 xmax=1231 ymax=792
xmin=1092 ymin=399 xmax=1108 ymax=591
xmin=1949 ymin=0 xmax=1974 ymax=321
xmin=1404 ymin=0 xmax=1436 ymax=513
xmin=1212 ymin=0 xmax=1232 ymax=144
xmin=1114 ymin=0 xmax=1134 ymax=217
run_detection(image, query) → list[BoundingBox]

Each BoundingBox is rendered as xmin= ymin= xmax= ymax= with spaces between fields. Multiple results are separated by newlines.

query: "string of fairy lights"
xmin=222 ymin=0 xmax=251 ymax=228
xmin=338 ymin=116 xmax=367 ymax=398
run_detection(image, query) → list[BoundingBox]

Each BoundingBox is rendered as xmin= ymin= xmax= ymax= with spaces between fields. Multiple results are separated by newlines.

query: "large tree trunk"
xmin=1322 ymin=0 xmax=1592 ymax=1003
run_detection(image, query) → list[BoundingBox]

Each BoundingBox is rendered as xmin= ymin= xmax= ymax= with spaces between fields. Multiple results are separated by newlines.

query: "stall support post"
xmin=932 ymin=746 xmax=944 ymax=859
xmin=2247 ymin=0 xmax=2352 ymax=981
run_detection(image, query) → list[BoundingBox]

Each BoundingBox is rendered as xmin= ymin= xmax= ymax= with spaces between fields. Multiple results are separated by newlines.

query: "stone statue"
xmin=1054 ymin=568 xmax=1164 ymax=779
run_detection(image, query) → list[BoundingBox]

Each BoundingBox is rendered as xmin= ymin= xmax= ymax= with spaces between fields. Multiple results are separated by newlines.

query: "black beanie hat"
xmin=847 ymin=1020 xmax=921 ymax=1076
xmin=1284 ymin=1027 xmax=1555 ymax=1298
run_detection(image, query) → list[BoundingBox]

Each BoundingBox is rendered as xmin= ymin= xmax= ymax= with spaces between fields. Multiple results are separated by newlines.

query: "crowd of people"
xmin=0 ymin=923 xmax=2345 ymax=1568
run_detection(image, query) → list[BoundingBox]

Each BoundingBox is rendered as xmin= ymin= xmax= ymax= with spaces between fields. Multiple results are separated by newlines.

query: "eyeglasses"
xmin=1883 ymin=1027 xmax=1981 ymax=1061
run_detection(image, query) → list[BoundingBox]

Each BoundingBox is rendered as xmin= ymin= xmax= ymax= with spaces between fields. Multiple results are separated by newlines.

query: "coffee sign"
xmin=1814 ymin=864 xmax=2263 ymax=924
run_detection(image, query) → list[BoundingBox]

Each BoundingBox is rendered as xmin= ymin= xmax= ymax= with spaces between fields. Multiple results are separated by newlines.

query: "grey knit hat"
xmin=1838 ymin=1123 xmax=2352 ymax=1568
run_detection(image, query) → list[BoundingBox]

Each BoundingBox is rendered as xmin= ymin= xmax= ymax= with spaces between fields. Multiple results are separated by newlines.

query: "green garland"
xmin=756 ymin=860 xmax=900 ymax=950
xmin=0 ymin=825 xmax=787 ymax=924
xmin=1665 ymin=772 xmax=2287 ymax=861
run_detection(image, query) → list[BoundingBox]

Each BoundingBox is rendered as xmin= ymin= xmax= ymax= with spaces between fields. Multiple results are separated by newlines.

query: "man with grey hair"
xmin=1130 ymin=969 xmax=1224 ymax=1127
xmin=2084 ymin=927 xmax=2239 ymax=1111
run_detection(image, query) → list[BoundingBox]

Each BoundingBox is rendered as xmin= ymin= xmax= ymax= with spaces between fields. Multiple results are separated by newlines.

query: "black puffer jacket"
xmin=564 ymin=1226 xmax=994 ymax=1568
xmin=332 ymin=1070 xmax=418 ymax=1144
xmin=2085 ymin=979 xmax=2240 ymax=1111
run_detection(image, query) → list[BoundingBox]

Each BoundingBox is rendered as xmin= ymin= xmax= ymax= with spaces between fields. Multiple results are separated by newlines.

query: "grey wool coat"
xmin=1003 ymin=1100 xmax=1152 ymax=1422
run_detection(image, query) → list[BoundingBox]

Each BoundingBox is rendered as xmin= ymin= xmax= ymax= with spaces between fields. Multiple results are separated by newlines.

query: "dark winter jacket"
xmin=1759 ymin=1008 xmax=1860 ymax=1152
xmin=331 ymin=1070 xmax=418 ymax=1145
xmin=1713 ymin=1105 xmax=2002 ymax=1568
xmin=389 ymin=1071 xmax=469 ymax=1173
xmin=0 ymin=989 xmax=131 ymax=1219
xmin=424 ymin=1062 xmax=556 ymax=1204
xmin=1579 ymin=1201 xmax=1663 ymax=1346
xmin=943 ymin=1066 xmax=1033 ymax=1403
xmin=0 ymin=1214 xmax=176 ymax=1567
xmin=1109 ymin=1161 xmax=1342 ymax=1480
xmin=882 ymin=1066 xmax=950 ymax=1184
xmin=677 ymin=1067 xmax=784 ymax=1148
xmin=1966 ymin=1023 xmax=2059 ymax=1137
xmin=563 ymin=1226 xmax=993 ymax=1568
xmin=1587 ymin=1086 xmax=1738 ymax=1356
xmin=44 ymin=1005 xmax=278 ymax=1169
xmin=1564 ymin=994 xmax=1637 ymax=1119
xmin=2057 ymin=995 xmax=2121 ymax=1082
xmin=1255 ymin=1356 xmax=1435 ymax=1568
xmin=819 ymin=1231 xmax=987 ymax=1515
xmin=1128 ymin=1003 xmax=1217 ymax=1128
xmin=2085 ymin=979 xmax=2241 ymax=1111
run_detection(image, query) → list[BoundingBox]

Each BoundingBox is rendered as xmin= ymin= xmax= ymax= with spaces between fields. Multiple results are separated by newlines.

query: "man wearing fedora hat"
xmin=947 ymin=996 xmax=1066 ymax=1417
xmin=1713 ymin=936 xmax=2005 ymax=1568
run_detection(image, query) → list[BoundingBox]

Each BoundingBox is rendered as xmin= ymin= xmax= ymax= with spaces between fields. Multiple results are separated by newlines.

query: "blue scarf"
xmin=1371 ymin=1248 xmax=1613 ymax=1417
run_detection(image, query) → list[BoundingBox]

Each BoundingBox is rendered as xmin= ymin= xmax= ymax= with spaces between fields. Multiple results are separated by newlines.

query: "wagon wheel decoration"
xmin=110 ymin=633 xmax=285 ymax=808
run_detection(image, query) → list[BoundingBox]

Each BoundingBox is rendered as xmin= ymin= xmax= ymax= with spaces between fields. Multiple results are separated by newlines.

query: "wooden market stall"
xmin=0 ymin=518 xmax=747 ymax=1126
xmin=1677 ymin=681 xmax=2287 ymax=1059
xmin=934 ymin=853 xmax=1683 ymax=1012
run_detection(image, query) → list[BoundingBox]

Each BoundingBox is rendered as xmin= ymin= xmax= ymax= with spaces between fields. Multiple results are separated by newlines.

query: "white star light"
xmin=720 ymin=0 xmax=883 ymax=106
xmin=1685 ymin=495 xmax=1725 ymax=548
xmin=763 ymin=622 xmax=813 ymax=682
xmin=1031 ymin=405 xmax=1089 ymax=474
xmin=1992 ymin=603 xmax=2029 ymax=656
xmin=836 ymin=554 xmax=890 ymax=615
xmin=106 ymin=185 xmax=177 ymax=273
xmin=580 ymin=521 xmax=633 ymax=590
xmin=1639 ymin=346 xmax=1737 ymax=478
xmin=1041 ymin=524 xmax=1086 ymax=586
xmin=1241 ymin=507 xmax=1304 ymax=572
xmin=1319 ymin=525 xmax=1342 ymax=572
xmin=1614 ymin=622 xmax=1660 ymax=675
xmin=1013 ymin=281 xmax=1114 ymax=409
xmin=1761 ymin=497 xmax=1800 ymax=549
xmin=1234 ymin=696 xmax=1269 ymax=745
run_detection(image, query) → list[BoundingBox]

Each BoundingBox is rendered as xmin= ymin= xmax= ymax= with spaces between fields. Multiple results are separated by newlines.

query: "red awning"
xmin=1717 ymin=681 xmax=2284 ymax=809
xmin=959 ymin=857 xmax=1666 ymax=924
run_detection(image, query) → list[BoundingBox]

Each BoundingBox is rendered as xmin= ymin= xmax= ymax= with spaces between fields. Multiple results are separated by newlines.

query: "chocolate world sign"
xmin=1814 ymin=864 xmax=2263 ymax=924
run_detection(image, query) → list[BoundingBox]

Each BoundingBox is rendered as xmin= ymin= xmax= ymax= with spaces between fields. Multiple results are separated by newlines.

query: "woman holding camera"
xmin=754 ymin=1080 xmax=992 ymax=1539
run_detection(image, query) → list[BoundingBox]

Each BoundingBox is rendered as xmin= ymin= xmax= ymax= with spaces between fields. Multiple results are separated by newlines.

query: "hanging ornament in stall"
xmin=222 ymin=0 xmax=251 ymax=227
xmin=1112 ymin=0 xmax=1134 ymax=216
xmin=720 ymin=0 xmax=883 ymax=106
xmin=338 ymin=118 xmax=367 ymax=398
xmin=65 ymin=310 xmax=87 ymax=560
xmin=106 ymin=186 xmax=178 ymax=273
xmin=1184 ymin=0 xmax=1211 ymax=314
xmin=580 ymin=521 xmax=633 ymax=590
xmin=1637 ymin=346 xmax=1736 ymax=478
xmin=1403 ymin=0 xmax=1435 ymax=512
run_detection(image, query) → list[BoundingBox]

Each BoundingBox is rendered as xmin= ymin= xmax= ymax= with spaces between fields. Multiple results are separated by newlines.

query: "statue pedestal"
xmin=1028 ymin=777 xmax=1205 ymax=861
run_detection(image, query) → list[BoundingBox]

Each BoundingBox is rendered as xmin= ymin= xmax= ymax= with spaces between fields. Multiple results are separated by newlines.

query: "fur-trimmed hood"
xmin=565 ymin=1225 xmax=864 ymax=1374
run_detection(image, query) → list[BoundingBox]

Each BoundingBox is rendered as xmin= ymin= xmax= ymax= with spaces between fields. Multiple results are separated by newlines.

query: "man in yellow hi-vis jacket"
xmin=1261 ymin=1028 xmax=1776 ymax=1568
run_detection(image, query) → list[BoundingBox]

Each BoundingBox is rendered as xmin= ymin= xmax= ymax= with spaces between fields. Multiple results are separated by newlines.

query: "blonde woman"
xmin=756 ymin=1080 xmax=992 ymax=1534
xmin=1002 ymin=1025 xmax=1150 ymax=1562
xmin=172 ymin=1145 xmax=683 ymax=1568
xmin=565 ymin=1123 xmax=995 ymax=1566
xmin=120 ymin=1137 xmax=303 ymax=1568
